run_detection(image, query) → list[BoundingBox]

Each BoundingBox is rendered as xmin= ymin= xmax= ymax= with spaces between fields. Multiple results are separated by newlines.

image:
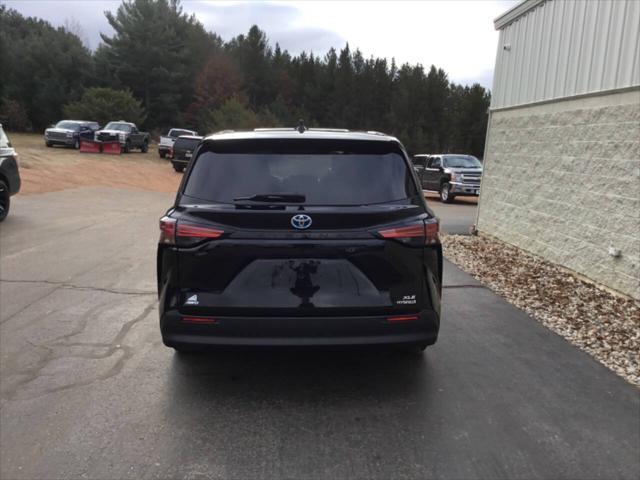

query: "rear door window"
xmin=183 ymin=142 xmax=417 ymax=206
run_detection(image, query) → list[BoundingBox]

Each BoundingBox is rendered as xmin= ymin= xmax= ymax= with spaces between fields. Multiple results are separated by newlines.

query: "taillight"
xmin=159 ymin=216 xmax=176 ymax=244
xmin=176 ymin=224 xmax=224 ymax=239
xmin=377 ymin=218 xmax=439 ymax=245
xmin=387 ymin=314 xmax=419 ymax=323
xmin=182 ymin=315 xmax=217 ymax=324
xmin=424 ymin=218 xmax=439 ymax=244
xmin=159 ymin=217 xmax=225 ymax=246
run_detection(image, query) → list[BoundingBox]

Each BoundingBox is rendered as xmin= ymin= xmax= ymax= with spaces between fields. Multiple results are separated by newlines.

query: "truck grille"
xmin=47 ymin=132 xmax=68 ymax=140
xmin=97 ymin=132 xmax=118 ymax=142
xmin=460 ymin=173 xmax=482 ymax=185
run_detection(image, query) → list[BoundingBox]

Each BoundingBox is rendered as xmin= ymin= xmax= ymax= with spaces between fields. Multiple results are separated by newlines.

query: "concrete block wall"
xmin=477 ymin=89 xmax=640 ymax=299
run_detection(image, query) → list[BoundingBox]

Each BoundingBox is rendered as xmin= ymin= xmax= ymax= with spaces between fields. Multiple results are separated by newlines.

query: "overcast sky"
xmin=4 ymin=0 xmax=517 ymax=89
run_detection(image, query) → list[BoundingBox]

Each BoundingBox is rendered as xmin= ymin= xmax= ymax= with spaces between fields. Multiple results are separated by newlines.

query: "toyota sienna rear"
xmin=157 ymin=128 xmax=442 ymax=352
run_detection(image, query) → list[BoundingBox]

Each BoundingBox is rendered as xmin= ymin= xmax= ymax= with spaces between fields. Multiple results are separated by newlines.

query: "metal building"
xmin=476 ymin=0 xmax=640 ymax=298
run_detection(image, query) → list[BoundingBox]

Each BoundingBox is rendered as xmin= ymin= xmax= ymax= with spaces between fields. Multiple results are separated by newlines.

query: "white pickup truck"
xmin=158 ymin=128 xmax=198 ymax=158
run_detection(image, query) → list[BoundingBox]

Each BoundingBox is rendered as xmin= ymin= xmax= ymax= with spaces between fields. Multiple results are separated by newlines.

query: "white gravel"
xmin=441 ymin=233 xmax=640 ymax=387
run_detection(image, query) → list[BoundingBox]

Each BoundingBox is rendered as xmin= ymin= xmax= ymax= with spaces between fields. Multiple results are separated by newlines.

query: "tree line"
xmin=0 ymin=0 xmax=491 ymax=156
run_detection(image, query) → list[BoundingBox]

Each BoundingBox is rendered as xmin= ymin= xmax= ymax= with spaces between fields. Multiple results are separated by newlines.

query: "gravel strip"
xmin=441 ymin=233 xmax=640 ymax=386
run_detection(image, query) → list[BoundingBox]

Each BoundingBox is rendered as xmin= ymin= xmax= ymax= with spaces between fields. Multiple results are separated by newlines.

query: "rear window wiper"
xmin=233 ymin=193 xmax=306 ymax=203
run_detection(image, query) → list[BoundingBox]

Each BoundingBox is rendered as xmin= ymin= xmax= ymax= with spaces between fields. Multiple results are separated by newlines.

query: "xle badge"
xmin=185 ymin=294 xmax=199 ymax=306
xmin=397 ymin=295 xmax=416 ymax=305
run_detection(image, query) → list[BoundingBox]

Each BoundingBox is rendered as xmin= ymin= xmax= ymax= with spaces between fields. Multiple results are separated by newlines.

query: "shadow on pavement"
xmin=167 ymin=347 xmax=433 ymax=405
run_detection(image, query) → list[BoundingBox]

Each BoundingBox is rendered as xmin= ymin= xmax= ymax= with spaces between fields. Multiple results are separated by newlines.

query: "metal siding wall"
xmin=492 ymin=0 xmax=640 ymax=109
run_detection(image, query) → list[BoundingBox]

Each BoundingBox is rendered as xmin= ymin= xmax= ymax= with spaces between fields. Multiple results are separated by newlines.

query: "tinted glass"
xmin=170 ymin=129 xmax=193 ymax=138
xmin=174 ymin=138 xmax=200 ymax=150
xmin=443 ymin=155 xmax=481 ymax=168
xmin=430 ymin=158 xmax=441 ymax=168
xmin=55 ymin=121 xmax=80 ymax=131
xmin=184 ymin=152 xmax=416 ymax=206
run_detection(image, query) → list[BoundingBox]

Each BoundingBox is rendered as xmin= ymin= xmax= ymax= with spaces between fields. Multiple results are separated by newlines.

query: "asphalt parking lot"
xmin=1 ymin=187 xmax=638 ymax=480
xmin=425 ymin=193 xmax=478 ymax=234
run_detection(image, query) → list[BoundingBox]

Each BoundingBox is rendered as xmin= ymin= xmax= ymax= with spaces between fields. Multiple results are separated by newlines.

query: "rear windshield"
xmin=170 ymin=129 xmax=193 ymax=138
xmin=174 ymin=138 xmax=201 ymax=150
xmin=183 ymin=148 xmax=417 ymax=206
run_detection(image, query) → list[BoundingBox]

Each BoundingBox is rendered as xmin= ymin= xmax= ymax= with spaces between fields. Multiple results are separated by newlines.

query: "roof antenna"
xmin=296 ymin=119 xmax=307 ymax=134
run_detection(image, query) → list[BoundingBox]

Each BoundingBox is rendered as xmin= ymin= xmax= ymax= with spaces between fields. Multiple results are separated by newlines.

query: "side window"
xmin=429 ymin=157 xmax=441 ymax=169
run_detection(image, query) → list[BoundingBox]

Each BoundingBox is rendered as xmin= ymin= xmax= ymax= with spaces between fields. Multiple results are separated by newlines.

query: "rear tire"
xmin=173 ymin=163 xmax=184 ymax=173
xmin=172 ymin=344 xmax=203 ymax=354
xmin=440 ymin=183 xmax=455 ymax=203
xmin=141 ymin=141 xmax=149 ymax=153
xmin=404 ymin=344 xmax=428 ymax=355
xmin=159 ymin=151 xmax=166 ymax=159
xmin=45 ymin=141 xmax=52 ymax=147
xmin=0 ymin=180 xmax=10 ymax=222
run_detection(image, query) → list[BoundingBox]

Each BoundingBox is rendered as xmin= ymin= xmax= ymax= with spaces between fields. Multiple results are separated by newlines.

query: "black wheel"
xmin=0 ymin=180 xmax=10 ymax=222
xmin=159 ymin=151 xmax=166 ymax=159
xmin=440 ymin=183 xmax=455 ymax=203
xmin=141 ymin=141 xmax=148 ymax=153
xmin=45 ymin=141 xmax=52 ymax=147
xmin=123 ymin=140 xmax=131 ymax=153
xmin=173 ymin=163 xmax=184 ymax=173
xmin=73 ymin=138 xmax=80 ymax=149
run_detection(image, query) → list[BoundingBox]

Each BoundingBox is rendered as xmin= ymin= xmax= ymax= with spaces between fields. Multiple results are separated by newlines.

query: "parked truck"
xmin=157 ymin=128 xmax=198 ymax=158
xmin=94 ymin=121 xmax=150 ymax=153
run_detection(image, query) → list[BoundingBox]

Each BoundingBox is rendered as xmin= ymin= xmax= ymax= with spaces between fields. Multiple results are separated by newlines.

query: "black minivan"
xmin=157 ymin=128 xmax=442 ymax=352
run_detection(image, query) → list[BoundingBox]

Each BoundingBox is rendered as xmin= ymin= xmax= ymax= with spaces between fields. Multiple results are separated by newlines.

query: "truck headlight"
xmin=448 ymin=172 xmax=458 ymax=182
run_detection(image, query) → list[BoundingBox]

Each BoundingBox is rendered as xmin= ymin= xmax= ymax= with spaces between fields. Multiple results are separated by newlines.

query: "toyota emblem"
xmin=291 ymin=214 xmax=312 ymax=230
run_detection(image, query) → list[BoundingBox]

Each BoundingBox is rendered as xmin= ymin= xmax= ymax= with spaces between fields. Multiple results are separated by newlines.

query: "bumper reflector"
xmin=387 ymin=315 xmax=419 ymax=323
xmin=181 ymin=316 xmax=217 ymax=324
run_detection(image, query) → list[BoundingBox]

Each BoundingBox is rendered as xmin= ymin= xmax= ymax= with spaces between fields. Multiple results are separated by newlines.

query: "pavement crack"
xmin=1 ymin=299 xmax=158 ymax=401
xmin=0 ymin=278 xmax=155 ymax=296
xmin=0 ymin=285 xmax=64 ymax=325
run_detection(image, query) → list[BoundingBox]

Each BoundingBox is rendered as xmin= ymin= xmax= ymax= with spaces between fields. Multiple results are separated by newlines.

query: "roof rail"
xmin=308 ymin=128 xmax=350 ymax=133
xmin=365 ymin=130 xmax=387 ymax=136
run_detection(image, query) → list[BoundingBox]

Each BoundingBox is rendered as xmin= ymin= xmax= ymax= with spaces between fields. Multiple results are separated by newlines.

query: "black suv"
xmin=169 ymin=135 xmax=203 ymax=172
xmin=157 ymin=128 xmax=442 ymax=352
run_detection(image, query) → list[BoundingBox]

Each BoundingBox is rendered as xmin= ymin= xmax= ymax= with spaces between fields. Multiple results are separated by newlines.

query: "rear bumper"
xmin=161 ymin=310 xmax=439 ymax=348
